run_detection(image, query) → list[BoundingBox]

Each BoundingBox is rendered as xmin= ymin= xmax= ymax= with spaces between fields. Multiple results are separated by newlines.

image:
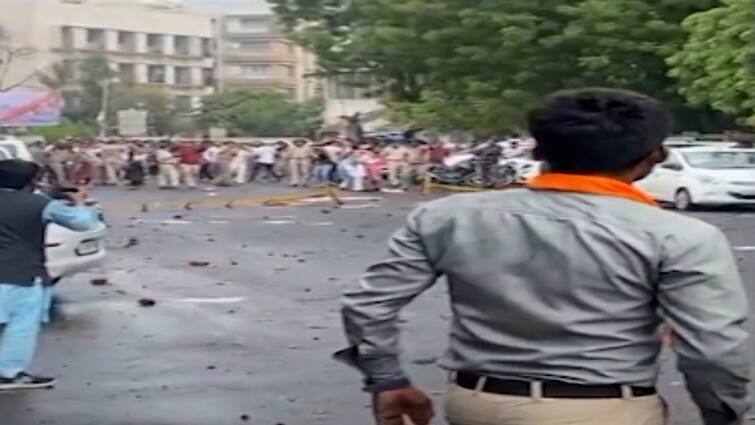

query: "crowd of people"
xmin=29 ymin=136 xmax=534 ymax=192
xmin=29 ymin=137 xmax=460 ymax=192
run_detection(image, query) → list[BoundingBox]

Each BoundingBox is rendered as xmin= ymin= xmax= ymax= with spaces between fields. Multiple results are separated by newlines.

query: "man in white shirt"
xmin=201 ymin=143 xmax=221 ymax=181
xmin=250 ymin=142 xmax=281 ymax=182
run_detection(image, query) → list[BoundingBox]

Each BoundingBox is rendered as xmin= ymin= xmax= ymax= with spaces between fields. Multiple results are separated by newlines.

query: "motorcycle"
xmin=429 ymin=153 xmax=542 ymax=187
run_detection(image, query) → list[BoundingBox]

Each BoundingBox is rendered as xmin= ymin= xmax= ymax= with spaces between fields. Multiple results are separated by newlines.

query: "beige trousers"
xmin=289 ymin=159 xmax=310 ymax=186
xmin=180 ymin=164 xmax=200 ymax=188
xmin=104 ymin=160 xmax=121 ymax=185
xmin=158 ymin=164 xmax=180 ymax=188
xmin=445 ymin=384 xmax=666 ymax=425
xmin=387 ymin=161 xmax=410 ymax=186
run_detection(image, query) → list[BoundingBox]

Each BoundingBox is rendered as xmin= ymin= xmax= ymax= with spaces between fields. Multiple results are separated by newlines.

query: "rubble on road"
xmin=137 ymin=298 xmax=156 ymax=307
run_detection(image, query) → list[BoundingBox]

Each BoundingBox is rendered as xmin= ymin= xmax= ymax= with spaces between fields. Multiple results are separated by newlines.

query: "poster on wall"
xmin=0 ymin=87 xmax=62 ymax=127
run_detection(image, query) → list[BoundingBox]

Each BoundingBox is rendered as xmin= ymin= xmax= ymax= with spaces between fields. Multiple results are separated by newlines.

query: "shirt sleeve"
xmin=338 ymin=207 xmax=440 ymax=392
xmin=42 ymin=200 xmax=100 ymax=232
xmin=658 ymin=225 xmax=751 ymax=425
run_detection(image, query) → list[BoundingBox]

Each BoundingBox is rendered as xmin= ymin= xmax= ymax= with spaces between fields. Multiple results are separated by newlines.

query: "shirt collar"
xmin=527 ymin=173 xmax=658 ymax=207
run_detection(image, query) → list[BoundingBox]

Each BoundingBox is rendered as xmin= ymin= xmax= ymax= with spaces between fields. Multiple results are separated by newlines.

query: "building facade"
xmin=0 ymin=0 xmax=216 ymax=109
xmin=217 ymin=11 xmax=319 ymax=102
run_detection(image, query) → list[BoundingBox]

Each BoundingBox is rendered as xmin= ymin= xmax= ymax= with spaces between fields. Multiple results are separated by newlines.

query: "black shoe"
xmin=0 ymin=373 xmax=56 ymax=390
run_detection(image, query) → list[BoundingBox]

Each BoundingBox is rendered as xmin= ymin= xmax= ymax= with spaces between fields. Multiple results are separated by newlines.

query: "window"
xmin=285 ymin=65 xmax=295 ymax=78
xmin=174 ymin=35 xmax=190 ymax=56
xmin=240 ymin=64 xmax=271 ymax=78
xmin=202 ymin=68 xmax=214 ymax=86
xmin=175 ymin=66 xmax=192 ymax=85
xmin=147 ymin=65 xmax=165 ymax=83
xmin=236 ymin=41 xmax=271 ymax=54
xmin=87 ymin=28 xmax=105 ymax=49
xmin=147 ymin=33 xmax=163 ymax=54
xmin=201 ymin=38 xmax=213 ymax=57
xmin=118 ymin=31 xmax=136 ymax=52
xmin=237 ymin=17 xmax=269 ymax=33
xmin=61 ymin=26 xmax=74 ymax=49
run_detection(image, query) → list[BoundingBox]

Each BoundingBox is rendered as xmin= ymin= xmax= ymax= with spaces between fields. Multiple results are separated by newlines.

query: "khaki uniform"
xmin=212 ymin=147 xmax=237 ymax=186
xmin=383 ymin=146 xmax=411 ymax=186
xmin=288 ymin=145 xmax=312 ymax=186
xmin=48 ymin=148 xmax=71 ymax=184
xmin=408 ymin=145 xmax=430 ymax=181
xmin=155 ymin=149 xmax=180 ymax=188
xmin=100 ymin=145 xmax=123 ymax=185
xmin=275 ymin=147 xmax=290 ymax=177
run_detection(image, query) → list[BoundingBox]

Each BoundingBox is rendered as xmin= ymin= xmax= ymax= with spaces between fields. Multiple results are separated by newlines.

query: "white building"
xmin=0 ymin=0 xmax=216 ymax=109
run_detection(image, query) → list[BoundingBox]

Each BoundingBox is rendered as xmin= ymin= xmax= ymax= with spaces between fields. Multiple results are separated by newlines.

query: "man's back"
xmin=0 ymin=191 xmax=50 ymax=283
xmin=340 ymin=88 xmax=750 ymax=425
xmin=411 ymin=189 xmax=738 ymax=384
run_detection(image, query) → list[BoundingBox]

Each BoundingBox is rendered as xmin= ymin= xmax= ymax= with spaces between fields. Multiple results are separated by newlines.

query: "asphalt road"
xmin=0 ymin=184 xmax=753 ymax=425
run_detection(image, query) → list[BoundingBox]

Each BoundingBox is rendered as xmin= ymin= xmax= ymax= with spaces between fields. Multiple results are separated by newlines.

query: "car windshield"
xmin=0 ymin=143 xmax=19 ymax=157
xmin=681 ymin=151 xmax=755 ymax=170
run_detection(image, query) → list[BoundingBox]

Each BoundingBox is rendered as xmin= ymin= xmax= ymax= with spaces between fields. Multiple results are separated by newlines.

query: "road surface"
xmin=0 ymin=184 xmax=753 ymax=425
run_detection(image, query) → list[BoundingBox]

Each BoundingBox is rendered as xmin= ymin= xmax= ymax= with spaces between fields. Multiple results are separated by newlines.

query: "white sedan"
xmin=0 ymin=139 xmax=107 ymax=280
xmin=637 ymin=146 xmax=755 ymax=210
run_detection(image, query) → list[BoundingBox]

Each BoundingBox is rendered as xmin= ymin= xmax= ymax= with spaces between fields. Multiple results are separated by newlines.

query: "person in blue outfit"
xmin=0 ymin=159 xmax=99 ymax=390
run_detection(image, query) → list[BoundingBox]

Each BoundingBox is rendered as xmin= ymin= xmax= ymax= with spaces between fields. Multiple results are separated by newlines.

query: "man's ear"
xmin=653 ymin=146 xmax=669 ymax=164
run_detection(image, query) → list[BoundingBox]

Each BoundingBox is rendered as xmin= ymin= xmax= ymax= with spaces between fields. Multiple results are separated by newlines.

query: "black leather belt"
xmin=456 ymin=372 xmax=656 ymax=399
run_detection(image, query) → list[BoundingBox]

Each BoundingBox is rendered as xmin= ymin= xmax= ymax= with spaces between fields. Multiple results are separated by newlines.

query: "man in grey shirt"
xmin=338 ymin=88 xmax=750 ymax=425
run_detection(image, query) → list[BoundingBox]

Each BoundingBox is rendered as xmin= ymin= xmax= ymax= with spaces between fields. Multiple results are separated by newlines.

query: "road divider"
xmin=107 ymin=188 xmax=344 ymax=213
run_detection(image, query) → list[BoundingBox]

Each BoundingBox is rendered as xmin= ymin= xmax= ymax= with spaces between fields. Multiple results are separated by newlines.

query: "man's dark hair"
xmin=528 ymin=88 xmax=671 ymax=173
xmin=0 ymin=159 xmax=40 ymax=190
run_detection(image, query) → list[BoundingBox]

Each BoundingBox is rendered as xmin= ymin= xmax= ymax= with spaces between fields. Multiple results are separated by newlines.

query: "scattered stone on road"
xmin=90 ymin=278 xmax=109 ymax=286
xmin=137 ymin=298 xmax=156 ymax=307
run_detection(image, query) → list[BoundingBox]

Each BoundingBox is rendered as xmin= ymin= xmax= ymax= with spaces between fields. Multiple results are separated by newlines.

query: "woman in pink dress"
xmin=361 ymin=145 xmax=387 ymax=191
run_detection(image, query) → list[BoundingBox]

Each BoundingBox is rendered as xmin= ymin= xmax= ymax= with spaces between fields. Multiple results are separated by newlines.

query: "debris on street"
xmin=137 ymin=298 xmax=157 ymax=307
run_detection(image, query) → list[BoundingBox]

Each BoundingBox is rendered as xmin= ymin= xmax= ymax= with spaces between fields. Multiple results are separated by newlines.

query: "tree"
xmin=107 ymin=86 xmax=179 ymax=135
xmin=271 ymin=0 xmax=727 ymax=133
xmin=77 ymin=55 xmax=116 ymax=124
xmin=198 ymin=90 xmax=323 ymax=137
xmin=37 ymin=62 xmax=69 ymax=91
xmin=668 ymin=0 xmax=755 ymax=125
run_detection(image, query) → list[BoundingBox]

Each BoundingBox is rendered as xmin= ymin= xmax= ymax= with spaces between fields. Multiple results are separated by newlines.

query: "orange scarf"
xmin=527 ymin=173 xmax=658 ymax=207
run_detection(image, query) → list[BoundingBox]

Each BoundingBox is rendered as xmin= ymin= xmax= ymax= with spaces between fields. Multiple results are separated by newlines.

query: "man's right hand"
xmin=373 ymin=386 xmax=434 ymax=425
xmin=64 ymin=187 xmax=88 ymax=206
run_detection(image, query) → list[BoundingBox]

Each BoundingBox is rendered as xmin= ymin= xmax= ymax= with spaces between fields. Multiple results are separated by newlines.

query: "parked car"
xmin=637 ymin=146 xmax=755 ymax=210
xmin=0 ymin=138 xmax=107 ymax=280
xmin=0 ymin=136 xmax=34 ymax=161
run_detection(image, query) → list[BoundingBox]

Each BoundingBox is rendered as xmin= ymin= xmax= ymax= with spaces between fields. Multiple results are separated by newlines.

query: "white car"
xmin=637 ymin=146 xmax=755 ymax=210
xmin=0 ymin=138 xmax=107 ymax=280
xmin=0 ymin=137 xmax=34 ymax=161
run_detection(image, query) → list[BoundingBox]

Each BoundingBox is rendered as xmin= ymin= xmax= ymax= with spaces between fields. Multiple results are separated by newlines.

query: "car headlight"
xmin=696 ymin=175 xmax=723 ymax=184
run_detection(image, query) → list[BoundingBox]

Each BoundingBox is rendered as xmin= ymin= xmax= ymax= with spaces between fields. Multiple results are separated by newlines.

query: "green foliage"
xmin=76 ymin=55 xmax=116 ymax=122
xmin=271 ymin=0 xmax=727 ymax=133
xmin=668 ymin=0 xmax=755 ymax=125
xmin=107 ymin=86 xmax=177 ymax=135
xmin=198 ymin=90 xmax=323 ymax=137
xmin=39 ymin=55 xmax=116 ymax=123
xmin=24 ymin=120 xmax=95 ymax=140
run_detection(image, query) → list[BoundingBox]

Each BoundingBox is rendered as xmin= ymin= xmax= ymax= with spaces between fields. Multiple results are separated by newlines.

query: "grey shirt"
xmin=341 ymin=189 xmax=750 ymax=425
